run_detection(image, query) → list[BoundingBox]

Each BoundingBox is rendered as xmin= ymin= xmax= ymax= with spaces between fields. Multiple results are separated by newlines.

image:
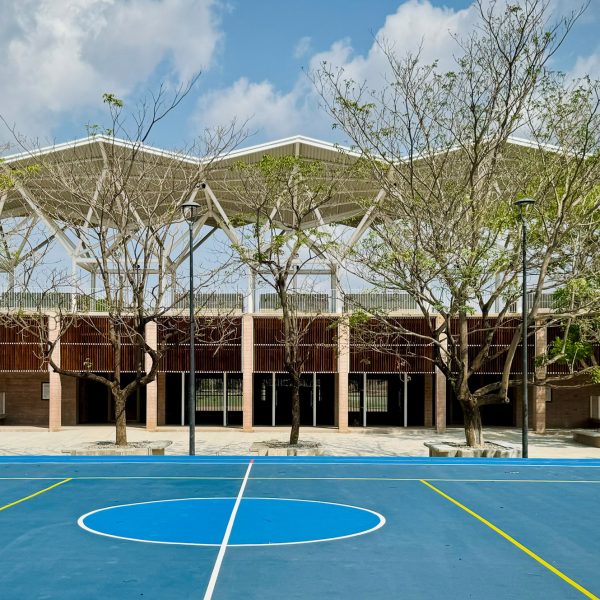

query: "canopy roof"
xmin=1 ymin=135 xmax=377 ymax=228
xmin=0 ymin=134 xmax=547 ymax=229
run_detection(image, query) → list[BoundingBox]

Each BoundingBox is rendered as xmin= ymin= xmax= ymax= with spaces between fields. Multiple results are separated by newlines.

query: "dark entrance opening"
xmin=446 ymin=374 xmax=516 ymax=426
xmin=348 ymin=373 xmax=425 ymax=427
xmin=164 ymin=372 xmax=242 ymax=426
xmin=78 ymin=373 xmax=146 ymax=424
xmin=253 ymin=373 xmax=335 ymax=427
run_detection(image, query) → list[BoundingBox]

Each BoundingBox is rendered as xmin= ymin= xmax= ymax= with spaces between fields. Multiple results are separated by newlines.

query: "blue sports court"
xmin=0 ymin=456 xmax=598 ymax=599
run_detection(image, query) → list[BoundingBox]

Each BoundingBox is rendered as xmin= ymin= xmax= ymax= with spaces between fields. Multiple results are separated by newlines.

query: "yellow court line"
xmin=421 ymin=479 xmax=599 ymax=600
xmin=0 ymin=478 xmax=72 ymax=512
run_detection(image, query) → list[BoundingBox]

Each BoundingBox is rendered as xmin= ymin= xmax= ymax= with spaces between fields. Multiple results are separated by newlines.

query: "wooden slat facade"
xmin=254 ymin=317 xmax=337 ymax=372
xmin=61 ymin=317 xmax=140 ymax=372
xmin=350 ymin=317 xmax=435 ymax=373
xmin=158 ymin=317 xmax=242 ymax=372
xmin=0 ymin=322 xmax=45 ymax=372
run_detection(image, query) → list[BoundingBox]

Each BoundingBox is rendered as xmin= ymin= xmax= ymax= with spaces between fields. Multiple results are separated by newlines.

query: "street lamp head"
xmin=181 ymin=199 xmax=201 ymax=222
xmin=514 ymin=197 xmax=535 ymax=208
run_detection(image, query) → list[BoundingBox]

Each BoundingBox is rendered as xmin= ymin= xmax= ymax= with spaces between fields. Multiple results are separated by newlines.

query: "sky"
xmin=1 ymin=0 xmax=600 ymax=153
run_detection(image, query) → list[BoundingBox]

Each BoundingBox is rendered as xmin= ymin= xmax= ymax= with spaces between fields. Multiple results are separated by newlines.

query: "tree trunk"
xmin=289 ymin=373 xmax=300 ymax=445
xmin=461 ymin=396 xmax=483 ymax=447
xmin=114 ymin=393 xmax=127 ymax=446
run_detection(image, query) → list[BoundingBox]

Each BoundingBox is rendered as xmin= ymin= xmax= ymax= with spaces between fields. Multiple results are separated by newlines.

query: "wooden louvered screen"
xmin=0 ymin=321 xmax=45 ymax=371
xmin=254 ymin=317 xmax=337 ymax=372
xmin=350 ymin=317 xmax=435 ymax=373
xmin=60 ymin=317 xmax=140 ymax=372
xmin=158 ymin=317 xmax=242 ymax=372
xmin=451 ymin=317 xmax=533 ymax=375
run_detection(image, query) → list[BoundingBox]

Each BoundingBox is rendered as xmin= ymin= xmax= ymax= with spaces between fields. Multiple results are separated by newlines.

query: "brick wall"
xmin=0 ymin=373 xmax=49 ymax=426
xmin=547 ymin=384 xmax=600 ymax=428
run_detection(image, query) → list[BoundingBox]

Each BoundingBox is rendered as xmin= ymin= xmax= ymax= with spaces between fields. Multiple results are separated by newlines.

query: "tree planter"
xmin=424 ymin=441 xmax=521 ymax=458
xmin=573 ymin=430 xmax=600 ymax=448
xmin=63 ymin=440 xmax=172 ymax=456
xmin=250 ymin=441 xmax=323 ymax=456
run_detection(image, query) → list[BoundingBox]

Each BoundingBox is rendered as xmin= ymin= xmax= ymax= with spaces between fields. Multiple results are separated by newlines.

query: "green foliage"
xmin=548 ymin=325 xmax=593 ymax=366
xmin=102 ymin=93 xmax=124 ymax=108
xmin=0 ymin=162 xmax=41 ymax=190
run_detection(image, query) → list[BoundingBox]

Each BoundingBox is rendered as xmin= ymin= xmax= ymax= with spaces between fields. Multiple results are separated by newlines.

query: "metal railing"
xmin=172 ymin=293 xmax=244 ymax=311
xmin=343 ymin=291 xmax=418 ymax=312
xmin=508 ymin=292 xmax=555 ymax=313
xmin=259 ymin=292 xmax=330 ymax=313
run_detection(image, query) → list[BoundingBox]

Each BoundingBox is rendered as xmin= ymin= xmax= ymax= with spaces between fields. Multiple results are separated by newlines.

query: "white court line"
xmin=203 ymin=460 xmax=253 ymax=600
xmin=4 ymin=476 xmax=600 ymax=483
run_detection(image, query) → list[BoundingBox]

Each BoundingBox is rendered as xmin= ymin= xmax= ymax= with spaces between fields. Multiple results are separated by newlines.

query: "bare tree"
xmin=315 ymin=0 xmax=600 ymax=446
xmin=220 ymin=154 xmax=352 ymax=444
xmin=0 ymin=86 xmax=245 ymax=445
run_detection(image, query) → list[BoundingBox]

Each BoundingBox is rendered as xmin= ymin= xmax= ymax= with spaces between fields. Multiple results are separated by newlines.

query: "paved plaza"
xmin=0 ymin=426 xmax=598 ymax=458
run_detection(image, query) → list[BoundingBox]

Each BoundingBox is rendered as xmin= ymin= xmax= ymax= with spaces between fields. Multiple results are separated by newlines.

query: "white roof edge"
xmin=505 ymin=135 xmax=562 ymax=153
xmin=202 ymin=134 xmax=363 ymax=163
xmin=3 ymin=133 xmax=362 ymax=167
xmin=2 ymin=133 xmax=563 ymax=168
xmin=2 ymin=135 xmax=201 ymax=165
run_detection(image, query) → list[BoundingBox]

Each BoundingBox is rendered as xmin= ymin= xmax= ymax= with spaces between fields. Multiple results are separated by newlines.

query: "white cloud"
xmin=570 ymin=50 xmax=600 ymax=80
xmin=193 ymin=1 xmax=476 ymax=141
xmin=293 ymin=36 xmax=312 ymax=59
xmin=0 ymin=0 xmax=222 ymax=140
xmin=194 ymin=78 xmax=304 ymax=139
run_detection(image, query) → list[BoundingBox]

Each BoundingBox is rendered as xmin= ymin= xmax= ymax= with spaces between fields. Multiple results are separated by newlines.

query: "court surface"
xmin=0 ymin=456 xmax=599 ymax=599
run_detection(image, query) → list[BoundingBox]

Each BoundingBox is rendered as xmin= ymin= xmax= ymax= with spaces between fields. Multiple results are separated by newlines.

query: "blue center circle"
xmin=78 ymin=497 xmax=385 ymax=546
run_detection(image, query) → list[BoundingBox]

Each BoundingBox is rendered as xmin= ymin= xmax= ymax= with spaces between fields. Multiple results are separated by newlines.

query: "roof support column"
xmin=145 ymin=321 xmax=158 ymax=431
xmin=336 ymin=318 xmax=350 ymax=432
xmin=48 ymin=314 xmax=61 ymax=432
xmin=242 ymin=313 xmax=254 ymax=431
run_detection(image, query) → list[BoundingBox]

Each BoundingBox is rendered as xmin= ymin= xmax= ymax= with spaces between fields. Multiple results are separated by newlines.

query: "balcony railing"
xmin=258 ymin=292 xmax=330 ymax=313
xmin=343 ymin=292 xmax=418 ymax=312
xmin=508 ymin=292 xmax=556 ymax=313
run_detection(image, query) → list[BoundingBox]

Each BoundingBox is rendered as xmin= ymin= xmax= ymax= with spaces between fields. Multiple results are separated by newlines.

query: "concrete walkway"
xmin=0 ymin=425 xmax=599 ymax=458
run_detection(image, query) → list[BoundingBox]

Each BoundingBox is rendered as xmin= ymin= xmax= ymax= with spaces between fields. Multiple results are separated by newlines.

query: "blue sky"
xmin=1 ymin=0 xmax=599 ymax=153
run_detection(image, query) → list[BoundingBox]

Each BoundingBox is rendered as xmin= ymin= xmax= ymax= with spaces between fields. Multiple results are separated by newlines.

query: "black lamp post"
xmin=514 ymin=197 xmax=535 ymax=458
xmin=181 ymin=197 xmax=201 ymax=455
xmin=133 ymin=263 xmax=142 ymax=422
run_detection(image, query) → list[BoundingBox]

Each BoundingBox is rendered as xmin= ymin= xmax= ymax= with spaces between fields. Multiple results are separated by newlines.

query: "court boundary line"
xmin=421 ymin=479 xmax=599 ymax=600
xmin=0 ymin=478 xmax=72 ymax=512
xmin=2 ymin=456 xmax=600 ymax=467
xmin=203 ymin=460 xmax=253 ymax=600
xmin=5 ymin=475 xmax=600 ymax=483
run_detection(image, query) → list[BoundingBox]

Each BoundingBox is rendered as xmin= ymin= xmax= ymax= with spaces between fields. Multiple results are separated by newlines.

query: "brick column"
xmin=435 ymin=316 xmax=447 ymax=433
xmin=435 ymin=368 xmax=446 ymax=433
xmin=242 ymin=314 xmax=254 ymax=431
xmin=534 ymin=321 xmax=547 ymax=433
xmin=48 ymin=314 xmax=61 ymax=432
xmin=336 ymin=319 xmax=350 ymax=432
xmin=145 ymin=321 xmax=158 ymax=431
xmin=424 ymin=374 xmax=433 ymax=427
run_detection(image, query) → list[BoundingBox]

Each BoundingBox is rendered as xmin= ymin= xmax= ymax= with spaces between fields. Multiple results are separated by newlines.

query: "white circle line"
xmin=77 ymin=497 xmax=386 ymax=547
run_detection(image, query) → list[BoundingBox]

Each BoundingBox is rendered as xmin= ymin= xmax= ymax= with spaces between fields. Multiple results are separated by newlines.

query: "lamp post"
xmin=133 ymin=263 xmax=142 ymax=422
xmin=181 ymin=197 xmax=201 ymax=456
xmin=514 ymin=198 xmax=535 ymax=458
